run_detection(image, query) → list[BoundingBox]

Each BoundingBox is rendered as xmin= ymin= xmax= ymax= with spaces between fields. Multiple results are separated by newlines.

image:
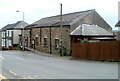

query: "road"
xmin=0 ymin=50 xmax=118 ymax=79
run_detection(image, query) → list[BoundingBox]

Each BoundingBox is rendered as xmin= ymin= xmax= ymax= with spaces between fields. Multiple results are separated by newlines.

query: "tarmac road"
xmin=0 ymin=50 xmax=118 ymax=79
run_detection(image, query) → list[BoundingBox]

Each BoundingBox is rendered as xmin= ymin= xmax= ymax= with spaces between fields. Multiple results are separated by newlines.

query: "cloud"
xmin=0 ymin=0 xmax=119 ymax=28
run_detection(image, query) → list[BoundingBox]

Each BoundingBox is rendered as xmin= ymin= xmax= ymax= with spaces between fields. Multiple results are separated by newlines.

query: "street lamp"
xmin=16 ymin=10 xmax=24 ymax=21
xmin=16 ymin=10 xmax=25 ymax=50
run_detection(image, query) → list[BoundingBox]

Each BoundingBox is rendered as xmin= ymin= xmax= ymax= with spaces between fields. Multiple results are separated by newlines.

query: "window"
xmin=44 ymin=38 xmax=48 ymax=48
xmin=2 ymin=32 xmax=4 ymax=38
xmin=7 ymin=31 xmax=9 ymax=37
xmin=2 ymin=39 xmax=5 ymax=46
xmin=7 ymin=40 xmax=12 ymax=47
xmin=55 ymin=39 xmax=59 ymax=49
xmin=6 ymin=40 xmax=10 ymax=47
xmin=2 ymin=32 xmax=6 ymax=38
xmin=9 ymin=31 xmax=12 ymax=37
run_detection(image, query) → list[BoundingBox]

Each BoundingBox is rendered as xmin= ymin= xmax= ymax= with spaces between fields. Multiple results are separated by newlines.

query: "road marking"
xmin=27 ymin=77 xmax=34 ymax=79
xmin=15 ymin=57 xmax=31 ymax=63
xmin=0 ymin=74 xmax=10 ymax=81
xmin=18 ymin=78 xmax=28 ymax=79
xmin=15 ymin=57 xmax=30 ymax=62
xmin=9 ymin=71 xmax=19 ymax=76
xmin=18 ymin=77 xmax=34 ymax=79
xmin=15 ymin=57 xmax=25 ymax=61
xmin=0 ymin=74 xmax=7 ymax=79
xmin=0 ymin=56 xmax=5 ymax=60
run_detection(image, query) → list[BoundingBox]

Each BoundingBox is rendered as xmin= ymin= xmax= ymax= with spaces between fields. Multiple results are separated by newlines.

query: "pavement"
xmin=25 ymin=47 xmax=72 ymax=60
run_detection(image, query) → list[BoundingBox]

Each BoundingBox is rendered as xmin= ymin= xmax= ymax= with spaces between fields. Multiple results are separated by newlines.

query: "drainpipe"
xmin=5 ymin=30 xmax=7 ymax=47
xmin=30 ymin=28 xmax=32 ymax=48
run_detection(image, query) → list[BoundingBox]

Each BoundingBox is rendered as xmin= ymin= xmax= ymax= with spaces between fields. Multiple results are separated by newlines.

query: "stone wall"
xmin=70 ymin=11 xmax=112 ymax=32
xmin=25 ymin=26 xmax=71 ymax=55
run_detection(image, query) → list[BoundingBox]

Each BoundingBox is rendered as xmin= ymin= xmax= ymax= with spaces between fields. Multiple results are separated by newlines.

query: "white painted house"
xmin=1 ymin=21 xmax=28 ymax=48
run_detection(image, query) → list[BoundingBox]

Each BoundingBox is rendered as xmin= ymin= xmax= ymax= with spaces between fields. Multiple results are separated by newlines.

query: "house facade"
xmin=25 ymin=25 xmax=70 ymax=55
xmin=114 ymin=21 xmax=120 ymax=40
xmin=1 ymin=21 xmax=28 ymax=49
xmin=24 ymin=9 xmax=113 ymax=56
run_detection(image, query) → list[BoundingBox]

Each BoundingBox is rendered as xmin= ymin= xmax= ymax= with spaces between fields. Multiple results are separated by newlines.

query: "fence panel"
xmin=72 ymin=41 xmax=119 ymax=61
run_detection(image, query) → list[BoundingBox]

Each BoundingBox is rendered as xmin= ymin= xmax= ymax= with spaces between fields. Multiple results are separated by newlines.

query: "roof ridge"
xmin=33 ymin=9 xmax=95 ymax=24
xmin=42 ymin=9 xmax=95 ymax=19
xmin=70 ymin=24 xmax=113 ymax=36
xmin=2 ymin=21 xmax=28 ymax=30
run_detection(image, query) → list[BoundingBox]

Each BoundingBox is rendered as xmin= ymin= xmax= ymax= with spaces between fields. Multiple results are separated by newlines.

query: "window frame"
xmin=44 ymin=38 xmax=48 ymax=48
xmin=55 ymin=39 xmax=60 ymax=49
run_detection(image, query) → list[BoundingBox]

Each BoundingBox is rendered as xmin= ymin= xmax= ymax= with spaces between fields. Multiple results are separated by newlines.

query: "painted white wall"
xmin=6 ymin=30 xmax=13 ymax=47
xmin=2 ymin=31 xmax=6 ymax=46
xmin=2 ymin=30 xmax=22 ymax=47
xmin=2 ymin=31 xmax=5 ymax=38
xmin=13 ymin=30 xmax=21 ymax=44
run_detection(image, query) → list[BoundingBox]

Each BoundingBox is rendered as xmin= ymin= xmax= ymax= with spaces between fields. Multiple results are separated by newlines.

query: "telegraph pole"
xmin=60 ymin=3 xmax=63 ymax=56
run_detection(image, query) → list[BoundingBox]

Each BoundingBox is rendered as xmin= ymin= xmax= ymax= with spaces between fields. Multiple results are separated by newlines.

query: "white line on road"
xmin=0 ymin=56 xmax=5 ymax=60
xmin=15 ymin=57 xmax=25 ymax=61
xmin=15 ymin=57 xmax=31 ymax=63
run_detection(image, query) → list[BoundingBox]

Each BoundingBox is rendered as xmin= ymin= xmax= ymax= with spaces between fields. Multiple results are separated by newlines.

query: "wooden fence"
xmin=72 ymin=41 xmax=120 ymax=61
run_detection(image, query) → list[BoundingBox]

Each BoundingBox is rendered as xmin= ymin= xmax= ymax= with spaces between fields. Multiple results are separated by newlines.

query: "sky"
xmin=0 ymin=0 xmax=119 ymax=29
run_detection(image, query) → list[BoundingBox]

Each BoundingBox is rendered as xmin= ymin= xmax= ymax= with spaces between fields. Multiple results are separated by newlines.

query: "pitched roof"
xmin=115 ymin=20 xmax=120 ymax=27
xmin=2 ymin=21 xmax=28 ymax=31
xmin=26 ymin=9 xmax=95 ymax=28
xmin=70 ymin=24 xmax=113 ymax=36
xmin=0 ymin=29 xmax=1 ymax=33
xmin=2 ymin=24 xmax=14 ymax=31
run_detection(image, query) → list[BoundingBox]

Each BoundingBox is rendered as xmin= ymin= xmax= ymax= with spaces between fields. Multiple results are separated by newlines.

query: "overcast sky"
xmin=0 ymin=0 xmax=119 ymax=29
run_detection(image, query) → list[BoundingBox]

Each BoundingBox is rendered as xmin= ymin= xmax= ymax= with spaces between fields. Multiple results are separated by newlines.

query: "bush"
xmin=81 ymin=40 xmax=87 ymax=43
xmin=58 ymin=46 xmax=67 ymax=56
xmin=59 ymin=48 xmax=62 ymax=56
xmin=14 ymin=45 xmax=20 ymax=50
xmin=63 ymin=47 xmax=66 ymax=56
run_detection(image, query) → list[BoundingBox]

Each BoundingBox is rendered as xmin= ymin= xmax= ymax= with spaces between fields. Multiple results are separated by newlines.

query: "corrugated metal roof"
xmin=70 ymin=24 xmax=113 ymax=36
xmin=2 ymin=21 xmax=28 ymax=31
xmin=26 ymin=9 xmax=95 ymax=28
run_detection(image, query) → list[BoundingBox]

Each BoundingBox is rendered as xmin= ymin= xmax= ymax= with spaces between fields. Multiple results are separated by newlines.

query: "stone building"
xmin=25 ymin=9 xmax=112 ymax=56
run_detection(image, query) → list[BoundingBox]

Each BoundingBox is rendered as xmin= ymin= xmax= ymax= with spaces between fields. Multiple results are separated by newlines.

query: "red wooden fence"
xmin=72 ymin=41 xmax=120 ymax=61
